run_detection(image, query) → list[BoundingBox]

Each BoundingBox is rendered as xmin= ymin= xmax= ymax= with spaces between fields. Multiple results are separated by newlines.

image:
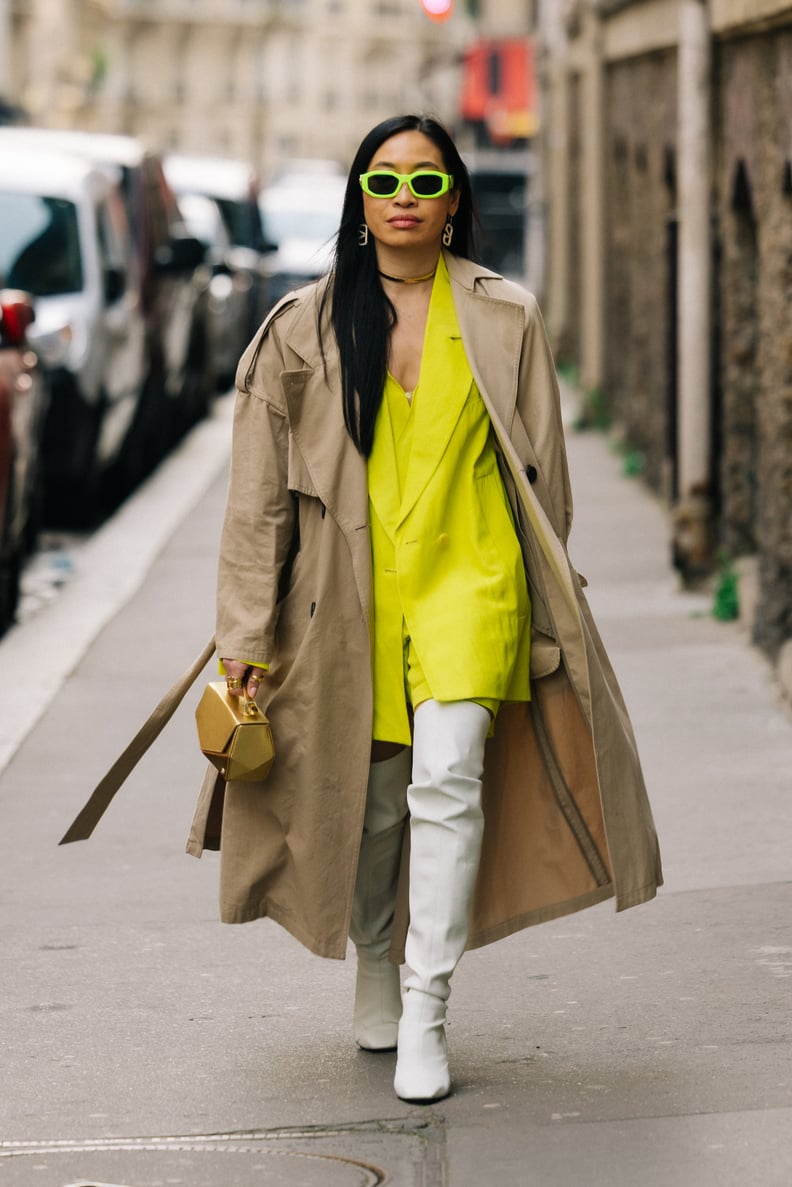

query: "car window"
xmin=260 ymin=203 xmax=340 ymax=245
xmin=0 ymin=192 xmax=83 ymax=295
xmin=178 ymin=192 xmax=229 ymax=248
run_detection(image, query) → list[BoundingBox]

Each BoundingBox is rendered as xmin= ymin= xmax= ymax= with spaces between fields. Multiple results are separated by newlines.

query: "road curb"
xmin=0 ymin=393 xmax=234 ymax=774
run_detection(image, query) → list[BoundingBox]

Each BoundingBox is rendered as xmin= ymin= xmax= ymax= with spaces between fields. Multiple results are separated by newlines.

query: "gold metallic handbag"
xmin=195 ymin=681 xmax=275 ymax=782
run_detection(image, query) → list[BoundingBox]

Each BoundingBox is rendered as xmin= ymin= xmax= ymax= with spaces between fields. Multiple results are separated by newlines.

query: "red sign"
xmin=460 ymin=39 xmax=537 ymax=142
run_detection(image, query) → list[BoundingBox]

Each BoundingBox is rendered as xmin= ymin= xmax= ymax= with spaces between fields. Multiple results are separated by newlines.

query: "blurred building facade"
xmin=0 ymin=0 xmax=535 ymax=175
xmin=536 ymin=0 xmax=792 ymax=666
xmin=1 ymin=0 xmax=542 ymax=280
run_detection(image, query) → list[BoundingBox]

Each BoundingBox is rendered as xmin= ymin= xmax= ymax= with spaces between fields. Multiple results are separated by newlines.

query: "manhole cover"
xmin=0 ymin=1119 xmax=446 ymax=1187
xmin=53 ymin=1146 xmax=386 ymax=1185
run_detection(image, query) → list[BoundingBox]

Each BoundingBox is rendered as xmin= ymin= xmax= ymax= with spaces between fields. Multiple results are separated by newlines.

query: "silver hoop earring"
xmin=358 ymin=223 xmax=369 ymax=246
xmin=442 ymin=219 xmax=454 ymax=247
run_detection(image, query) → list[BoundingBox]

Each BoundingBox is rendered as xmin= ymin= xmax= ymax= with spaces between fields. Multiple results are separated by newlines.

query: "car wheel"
xmin=43 ymin=393 xmax=104 ymax=528
xmin=0 ymin=475 xmax=21 ymax=634
xmin=182 ymin=324 xmax=212 ymax=432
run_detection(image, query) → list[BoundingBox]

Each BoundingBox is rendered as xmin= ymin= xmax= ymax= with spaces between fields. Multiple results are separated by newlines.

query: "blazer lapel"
xmin=397 ymin=261 xmax=472 ymax=525
xmin=398 ymin=337 xmax=470 ymax=526
xmin=367 ymin=387 xmax=403 ymax=542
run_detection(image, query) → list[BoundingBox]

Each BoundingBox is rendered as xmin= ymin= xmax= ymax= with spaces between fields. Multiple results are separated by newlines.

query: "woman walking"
xmin=188 ymin=114 xmax=662 ymax=1103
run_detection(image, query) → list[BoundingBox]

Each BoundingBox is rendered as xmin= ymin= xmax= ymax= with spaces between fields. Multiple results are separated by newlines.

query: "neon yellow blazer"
xmin=368 ymin=255 xmax=532 ymax=743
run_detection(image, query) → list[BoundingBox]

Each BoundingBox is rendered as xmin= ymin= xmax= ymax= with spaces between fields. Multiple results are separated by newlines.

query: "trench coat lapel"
xmin=279 ymin=289 xmax=366 ymax=527
xmin=447 ymin=253 xmax=580 ymax=618
xmin=445 ymin=250 xmax=523 ymax=433
xmin=278 ymin=289 xmax=371 ymax=617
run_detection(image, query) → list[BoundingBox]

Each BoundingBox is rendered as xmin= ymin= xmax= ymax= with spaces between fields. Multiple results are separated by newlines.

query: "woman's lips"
xmin=388 ymin=216 xmax=420 ymax=228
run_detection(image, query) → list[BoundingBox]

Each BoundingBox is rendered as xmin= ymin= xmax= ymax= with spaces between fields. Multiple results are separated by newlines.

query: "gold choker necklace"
xmin=378 ymin=267 xmax=437 ymax=285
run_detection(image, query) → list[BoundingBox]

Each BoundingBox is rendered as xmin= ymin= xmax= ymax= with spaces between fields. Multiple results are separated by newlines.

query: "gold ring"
xmin=248 ymin=670 xmax=262 ymax=682
xmin=226 ymin=676 xmax=243 ymax=690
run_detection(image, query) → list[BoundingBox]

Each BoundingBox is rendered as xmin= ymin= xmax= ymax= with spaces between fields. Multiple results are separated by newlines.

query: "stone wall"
xmin=596 ymin=28 xmax=792 ymax=652
xmin=560 ymin=69 xmax=583 ymax=364
xmin=602 ymin=50 xmax=677 ymax=494
xmin=538 ymin=1 xmax=792 ymax=667
xmin=715 ymin=29 xmax=792 ymax=652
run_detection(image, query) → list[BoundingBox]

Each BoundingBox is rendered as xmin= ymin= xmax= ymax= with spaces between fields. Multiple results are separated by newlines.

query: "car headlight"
xmin=31 ymin=322 xmax=90 ymax=371
xmin=32 ymin=324 xmax=72 ymax=368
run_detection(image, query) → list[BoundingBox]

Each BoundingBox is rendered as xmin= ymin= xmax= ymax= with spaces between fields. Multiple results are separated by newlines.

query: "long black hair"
xmin=320 ymin=114 xmax=478 ymax=457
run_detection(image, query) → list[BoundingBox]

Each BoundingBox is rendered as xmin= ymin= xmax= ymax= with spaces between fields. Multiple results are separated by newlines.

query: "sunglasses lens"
xmin=366 ymin=173 xmax=400 ymax=197
xmin=411 ymin=173 xmax=444 ymax=197
xmin=361 ymin=171 xmax=451 ymax=198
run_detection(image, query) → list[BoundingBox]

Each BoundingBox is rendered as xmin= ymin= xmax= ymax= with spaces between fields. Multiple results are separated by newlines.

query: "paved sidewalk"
xmin=1 ymin=403 xmax=790 ymax=1186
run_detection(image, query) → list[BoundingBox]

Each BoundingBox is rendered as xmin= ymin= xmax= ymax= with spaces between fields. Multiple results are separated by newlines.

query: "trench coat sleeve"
xmin=215 ymin=318 xmax=296 ymax=665
xmin=513 ymin=293 xmax=574 ymax=546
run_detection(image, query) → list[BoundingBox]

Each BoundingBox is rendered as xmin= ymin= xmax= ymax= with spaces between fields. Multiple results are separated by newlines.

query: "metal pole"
xmin=538 ymin=0 xmax=570 ymax=342
xmin=579 ymin=4 xmax=604 ymax=394
xmin=0 ymin=0 xmax=11 ymax=101
xmin=674 ymin=0 xmax=713 ymax=573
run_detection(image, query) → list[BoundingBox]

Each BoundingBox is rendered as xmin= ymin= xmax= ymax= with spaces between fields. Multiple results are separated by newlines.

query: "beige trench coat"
xmin=187 ymin=251 xmax=663 ymax=960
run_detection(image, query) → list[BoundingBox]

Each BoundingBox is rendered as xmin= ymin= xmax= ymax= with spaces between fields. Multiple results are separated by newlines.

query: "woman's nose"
xmin=395 ymin=182 xmax=415 ymax=203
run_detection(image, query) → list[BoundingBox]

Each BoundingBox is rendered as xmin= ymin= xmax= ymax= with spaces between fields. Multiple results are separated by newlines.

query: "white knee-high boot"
xmin=394 ymin=699 xmax=490 ymax=1103
xmin=350 ymin=748 xmax=411 ymax=1051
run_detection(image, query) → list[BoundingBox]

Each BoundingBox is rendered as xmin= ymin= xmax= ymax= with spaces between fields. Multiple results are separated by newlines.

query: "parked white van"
xmin=0 ymin=142 xmax=146 ymax=520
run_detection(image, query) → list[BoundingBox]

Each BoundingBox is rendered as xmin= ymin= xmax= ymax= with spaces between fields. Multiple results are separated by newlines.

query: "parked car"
xmin=0 ymin=127 xmax=211 ymax=507
xmin=258 ymin=166 xmax=345 ymax=309
xmin=0 ymin=140 xmax=149 ymax=521
xmin=0 ymin=289 xmax=49 ymax=631
xmin=164 ymin=153 xmax=272 ymax=383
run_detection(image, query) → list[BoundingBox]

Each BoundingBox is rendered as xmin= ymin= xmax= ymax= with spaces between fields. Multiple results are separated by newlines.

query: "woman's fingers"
xmin=222 ymin=660 xmax=265 ymax=699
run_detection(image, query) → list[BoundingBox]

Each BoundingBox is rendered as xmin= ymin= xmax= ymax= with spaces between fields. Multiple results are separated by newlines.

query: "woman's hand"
xmin=222 ymin=659 xmax=264 ymax=699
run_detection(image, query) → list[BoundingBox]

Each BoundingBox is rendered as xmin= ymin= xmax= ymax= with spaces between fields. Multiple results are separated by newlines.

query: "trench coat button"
xmin=310 ymin=601 xmax=316 ymax=617
xmin=525 ymin=464 xmax=538 ymax=484
xmin=436 ymin=532 xmax=450 ymax=548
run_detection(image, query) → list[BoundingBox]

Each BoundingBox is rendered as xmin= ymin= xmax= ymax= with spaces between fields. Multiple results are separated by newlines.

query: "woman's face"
xmin=361 ymin=129 xmax=460 ymax=254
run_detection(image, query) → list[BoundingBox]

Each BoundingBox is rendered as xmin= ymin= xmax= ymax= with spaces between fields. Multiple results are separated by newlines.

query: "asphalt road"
xmin=1 ymin=389 xmax=790 ymax=1186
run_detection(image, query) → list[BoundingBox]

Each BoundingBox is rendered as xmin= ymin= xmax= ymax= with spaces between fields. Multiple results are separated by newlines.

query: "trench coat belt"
xmin=58 ymin=636 xmax=216 ymax=845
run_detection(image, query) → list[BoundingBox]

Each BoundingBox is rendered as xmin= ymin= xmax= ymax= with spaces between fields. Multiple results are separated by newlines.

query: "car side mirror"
xmin=103 ymin=266 xmax=126 ymax=305
xmin=158 ymin=233 xmax=207 ymax=274
xmin=0 ymin=290 xmax=35 ymax=346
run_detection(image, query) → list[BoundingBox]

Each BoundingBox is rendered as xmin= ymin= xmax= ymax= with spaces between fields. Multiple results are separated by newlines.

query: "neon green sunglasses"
xmin=359 ymin=169 xmax=455 ymax=199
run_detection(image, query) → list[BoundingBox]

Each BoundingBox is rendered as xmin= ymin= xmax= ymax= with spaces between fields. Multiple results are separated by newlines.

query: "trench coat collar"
xmin=277 ymin=252 xmax=521 ymax=377
xmin=275 ymin=252 xmax=526 ymax=535
xmin=443 ymin=250 xmax=525 ymax=436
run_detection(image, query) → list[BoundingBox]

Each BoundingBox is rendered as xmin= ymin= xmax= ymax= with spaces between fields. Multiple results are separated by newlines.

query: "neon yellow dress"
xmin=367 ymin=255 xmax=532 ymax=744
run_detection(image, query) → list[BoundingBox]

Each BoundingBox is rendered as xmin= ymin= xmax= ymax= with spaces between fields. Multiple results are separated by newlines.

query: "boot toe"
xmin=353 ymin=956 xmax=401 ymax=1052
xmin=393 ymin=1068 xmax=451 ymax=1103
xmin=355 ymin=1023 xmax=399 ymax=1052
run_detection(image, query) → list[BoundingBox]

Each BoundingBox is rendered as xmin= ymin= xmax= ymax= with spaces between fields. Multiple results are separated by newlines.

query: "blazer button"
xmin=436 ymin=532 xmax=450 ymax=548
xmin=525 ymin=464 xmax=538 ymax=484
